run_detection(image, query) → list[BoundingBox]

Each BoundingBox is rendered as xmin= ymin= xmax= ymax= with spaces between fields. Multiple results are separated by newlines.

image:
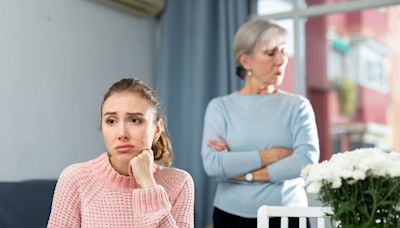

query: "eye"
xmin=129 ymin=117 xmax=143 ymax=125
xmin=264 ymin=49 xmax=276 ymax=57
xmin=105 ymin=118 xmax=117 ymax=126
xmin=281 ymin=48 xmax=287 ymax=55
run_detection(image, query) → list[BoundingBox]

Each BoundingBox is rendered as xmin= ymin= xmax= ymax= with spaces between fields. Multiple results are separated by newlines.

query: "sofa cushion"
xmin=0 ymin=180 xmax=57 ymax=228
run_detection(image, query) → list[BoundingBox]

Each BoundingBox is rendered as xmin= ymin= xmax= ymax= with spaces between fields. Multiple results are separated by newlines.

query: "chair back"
xmin=257 ymin=205 xmax=332 ymax=228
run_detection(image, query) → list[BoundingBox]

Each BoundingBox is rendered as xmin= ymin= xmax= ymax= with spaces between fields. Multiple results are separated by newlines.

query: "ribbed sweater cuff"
xmin=132 ymin=185 xmax=172 ymax=214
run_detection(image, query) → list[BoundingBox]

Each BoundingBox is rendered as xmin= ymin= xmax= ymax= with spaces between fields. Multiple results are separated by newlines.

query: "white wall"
xmin=0 ymin=0 xmax=157 ymax=180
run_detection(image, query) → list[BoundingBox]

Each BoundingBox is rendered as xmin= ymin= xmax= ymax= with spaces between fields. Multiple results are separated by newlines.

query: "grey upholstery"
xmin=0 ymin=180 xmax=57 ymax=228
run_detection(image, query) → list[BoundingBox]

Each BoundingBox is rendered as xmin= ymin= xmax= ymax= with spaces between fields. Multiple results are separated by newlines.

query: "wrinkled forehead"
xmin=256 ymin=28 xmax=287 ymax=49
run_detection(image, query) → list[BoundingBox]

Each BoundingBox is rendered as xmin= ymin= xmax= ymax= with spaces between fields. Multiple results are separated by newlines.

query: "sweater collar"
xmin=91 ymin=153 xmax=138 ymax=192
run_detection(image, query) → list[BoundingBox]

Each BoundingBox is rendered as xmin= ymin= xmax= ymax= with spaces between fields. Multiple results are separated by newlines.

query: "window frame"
xmin=255 ymin=0 xmax=399 ymax=95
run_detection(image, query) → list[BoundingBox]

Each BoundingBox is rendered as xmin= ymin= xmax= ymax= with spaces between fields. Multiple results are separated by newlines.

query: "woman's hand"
xmin=259 ymin=147 xmax=293 ymax=166
xmin=129 ymin=149 xmax=157 ymax=188
xmin=208 ymin=135 xmax=230 ymax=152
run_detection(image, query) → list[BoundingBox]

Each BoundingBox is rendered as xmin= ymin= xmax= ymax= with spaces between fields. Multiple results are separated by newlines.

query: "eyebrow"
xmin=103 ymin=112 xmax=144 ymax=117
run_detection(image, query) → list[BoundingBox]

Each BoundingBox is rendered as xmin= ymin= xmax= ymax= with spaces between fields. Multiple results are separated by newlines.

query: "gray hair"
xmin=233 ymin=18 xmax=287 ymax=78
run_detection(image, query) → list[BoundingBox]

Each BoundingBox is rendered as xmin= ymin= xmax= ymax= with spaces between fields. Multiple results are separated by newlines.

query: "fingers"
xmin=208 ymin=140 xmax=228 ymax=152
xmin=217 ymin=135 xmax=230 ymax=151
xmin=129 ymin=149 xmax=156 ymax=188
xmin=140 ymin=148 xmax=151 ymax=153
xmin=217 ymin=135 xmax=227 ymax=145
xmin=129 ymin=150 xmax=154 ymax=179
xmin=129 ymin=149 xmax=154 ymax=166
xmin=208 ymin=135 xmax=230 ymax=152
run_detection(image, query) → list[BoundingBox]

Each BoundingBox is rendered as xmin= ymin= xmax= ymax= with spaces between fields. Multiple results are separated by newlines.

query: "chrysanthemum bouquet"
xmin=301 ymin=148 xmax=400 ymax=227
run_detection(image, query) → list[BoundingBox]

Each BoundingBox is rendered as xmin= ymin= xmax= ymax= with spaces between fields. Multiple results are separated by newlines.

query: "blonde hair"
xmin=233 ymin=18 xmax=287 ymax=79
xmin=101 ymin=78 xmax=173 ymax=166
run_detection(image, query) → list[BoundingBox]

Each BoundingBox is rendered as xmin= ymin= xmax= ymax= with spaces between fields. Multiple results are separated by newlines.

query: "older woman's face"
xmin=243 ymin=32 xmax=288 ymax=87
xmin=101 ymin=92 xmax=161 ymax=170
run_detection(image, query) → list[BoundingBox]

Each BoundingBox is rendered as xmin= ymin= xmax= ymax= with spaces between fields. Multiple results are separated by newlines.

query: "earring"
xmin=247 ymin=70 xmax=252 ymax=76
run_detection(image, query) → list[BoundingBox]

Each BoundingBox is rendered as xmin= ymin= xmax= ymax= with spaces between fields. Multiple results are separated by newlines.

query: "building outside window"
xmin=257 ymin=0 xmax=400 ymax=159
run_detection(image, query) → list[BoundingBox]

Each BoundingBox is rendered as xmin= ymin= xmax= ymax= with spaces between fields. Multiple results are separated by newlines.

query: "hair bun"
xmin=235 ymin=66 xmax=246 ymax=80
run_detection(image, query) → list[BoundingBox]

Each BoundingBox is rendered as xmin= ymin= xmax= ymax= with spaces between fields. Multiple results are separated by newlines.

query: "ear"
xmin=153 ymin=119 xmax=164 ymax=144
xmin=238 ymin=52 xmax=252 ymax=71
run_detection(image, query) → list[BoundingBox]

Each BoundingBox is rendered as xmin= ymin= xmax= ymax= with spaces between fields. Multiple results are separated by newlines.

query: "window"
xmin=257 ymin=0 xmax=400 ymax=158
xmin=257 ymin=0 xmax=293 ymax=14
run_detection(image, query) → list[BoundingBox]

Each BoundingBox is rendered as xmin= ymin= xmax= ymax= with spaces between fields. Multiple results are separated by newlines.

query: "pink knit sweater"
xmin=48 ymin=153 xmax=194 ymax=228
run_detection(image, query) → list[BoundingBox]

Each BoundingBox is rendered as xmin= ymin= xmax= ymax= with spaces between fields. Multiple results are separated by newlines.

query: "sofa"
xmin=0 ymin=180 xmax=57 ymax=228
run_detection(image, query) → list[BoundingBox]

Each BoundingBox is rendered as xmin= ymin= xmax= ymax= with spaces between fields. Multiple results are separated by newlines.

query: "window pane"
xmin=305 ymin=5 xmax=400 ymax=158
xmin=257 ymin=0 xmax=293 ymax=15
xmin=307 ymin=0 xmax=364 ymax=7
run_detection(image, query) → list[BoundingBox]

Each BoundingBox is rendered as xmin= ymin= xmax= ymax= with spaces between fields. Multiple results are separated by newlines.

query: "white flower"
xmin=301 ymin=148 xmax=400 ymax=193
xmin=307 ymin=181 xmax=322 ymax=193
xmin=331 ymin=178 xmax=342 ymax=189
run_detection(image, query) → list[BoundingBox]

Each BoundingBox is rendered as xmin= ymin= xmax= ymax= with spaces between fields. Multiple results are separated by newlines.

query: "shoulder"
xmin=158 ymin=167 xmax=193 ymax=183
xmin=206 ymin=93 xmax=236 ymax=112
xmin=156 ymin=167 xmax=194 ymax=190
xmin=57 ymin=160 xmax=93 ymax=188
xmin=276 ymin=91 xmax=314 ymax=113
xmin=52 ymin=162 xmax=88 ymax=200
xmin=59 ymin=161 xmax=90 ymax=178
xmin=207 ymin=95 xmax=226 ymax=107
xmin=277 ymin=90 xmax=310 ymax=105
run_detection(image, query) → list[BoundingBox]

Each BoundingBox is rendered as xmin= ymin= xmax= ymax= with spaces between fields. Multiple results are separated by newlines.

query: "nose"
xmin=276 ymin=51 xmax=287 ymax=66
xmin=117 ymin=123 xmax=129 ymax=141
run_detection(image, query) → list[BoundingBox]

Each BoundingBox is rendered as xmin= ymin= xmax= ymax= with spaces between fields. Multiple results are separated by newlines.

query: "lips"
xmin=115 ymin=144 xmax=135 ymax=153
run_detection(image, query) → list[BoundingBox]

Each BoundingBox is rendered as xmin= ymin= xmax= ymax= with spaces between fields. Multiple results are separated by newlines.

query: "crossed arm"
xmin=208 ymin=135 xmax=292 ymax=182
xmin=201 ymin=98 xmax=319 ymax=183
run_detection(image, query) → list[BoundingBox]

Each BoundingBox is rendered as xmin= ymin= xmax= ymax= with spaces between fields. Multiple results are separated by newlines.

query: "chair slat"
xmin=281 ymin=216 xmax=289 ymax=228
xmin=257 ymin=205 xmax=332 ymax=228
xmin=317 ymin=217 xmax=325 ymax=228
xmin=299 ymin=217 xmax=307 ymax=228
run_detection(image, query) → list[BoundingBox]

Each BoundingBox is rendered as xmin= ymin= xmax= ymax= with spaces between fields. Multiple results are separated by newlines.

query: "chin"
xmin=275 ymin=79 xmax=284 ymax=86
xmin=111 ymin=152 xmax=137 ymax=162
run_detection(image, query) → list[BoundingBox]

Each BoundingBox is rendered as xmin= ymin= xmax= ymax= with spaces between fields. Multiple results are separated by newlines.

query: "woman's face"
xmin=101 ymin=92 xmax=161 ymax=173
xmin=241 ymin=32 xmax=288 ymax=88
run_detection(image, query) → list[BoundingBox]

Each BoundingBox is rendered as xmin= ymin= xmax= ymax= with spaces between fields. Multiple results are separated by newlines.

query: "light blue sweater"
xmin=201 ymin=90 xmax=319 ymax=218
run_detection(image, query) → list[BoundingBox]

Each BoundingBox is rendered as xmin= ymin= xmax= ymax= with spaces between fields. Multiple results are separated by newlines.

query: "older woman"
xmin=201 ymin=19 xmax=319 ymax=228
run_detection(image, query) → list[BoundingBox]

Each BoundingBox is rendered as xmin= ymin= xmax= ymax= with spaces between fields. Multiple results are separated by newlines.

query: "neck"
xmin=109 ymin=155 xmax=129 ymax=176
xmin=239 ymin=86 xmax=277 ymax=95
xmin=260 ymin=86 xmax=277 ymax=94
xmin=239 ymin=79 xmax=277 ymax=95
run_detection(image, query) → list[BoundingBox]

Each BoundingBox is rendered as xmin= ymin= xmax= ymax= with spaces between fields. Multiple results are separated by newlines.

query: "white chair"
xmin=257 ymin=205 xmax=333 ymax=228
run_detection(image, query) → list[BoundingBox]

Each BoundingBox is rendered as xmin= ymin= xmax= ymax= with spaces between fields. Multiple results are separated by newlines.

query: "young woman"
xmin=48 ymin=78 xmax=194 ymax=227
xmin=201 ymin=19 xmax=319 ymax=228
